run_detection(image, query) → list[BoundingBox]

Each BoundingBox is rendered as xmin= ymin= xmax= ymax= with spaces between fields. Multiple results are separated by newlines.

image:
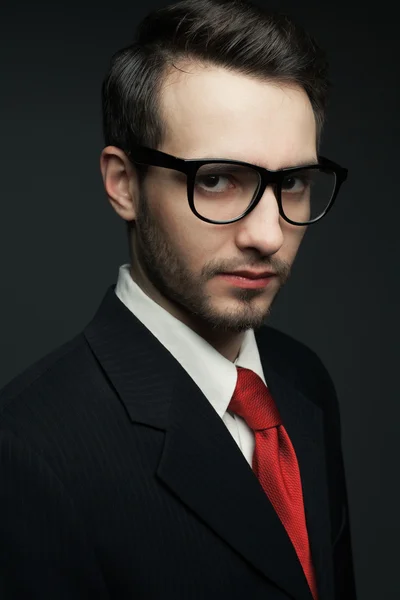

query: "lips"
xmin=223 ymin=271 xmax=276 ymax=280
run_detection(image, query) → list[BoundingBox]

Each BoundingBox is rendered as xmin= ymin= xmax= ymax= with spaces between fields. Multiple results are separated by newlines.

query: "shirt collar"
xmin=115 ymin=263 xmax=267 ymax=418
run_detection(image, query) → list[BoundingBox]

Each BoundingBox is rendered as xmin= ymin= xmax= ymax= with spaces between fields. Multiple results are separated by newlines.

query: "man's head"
xmin=100 ymin=0 xmax=331 ymax=353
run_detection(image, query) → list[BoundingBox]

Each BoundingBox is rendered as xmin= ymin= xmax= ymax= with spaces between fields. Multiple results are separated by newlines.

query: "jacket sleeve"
xmin=0 ymin=429 xmax=109 ymax=599
xmin=315 ymin=355 xmax=358 ymax=600
xmin=332 ymin=437 xmax=358 ymax=600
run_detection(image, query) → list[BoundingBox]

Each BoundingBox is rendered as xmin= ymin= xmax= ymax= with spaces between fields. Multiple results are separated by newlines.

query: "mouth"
xmin=221 ymin=271 xmax=277 ymax=280
xmin=216 ymin=273 xmax=276 ymax=289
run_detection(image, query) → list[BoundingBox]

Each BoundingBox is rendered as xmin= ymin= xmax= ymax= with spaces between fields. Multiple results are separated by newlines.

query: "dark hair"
xmin=101 ymin=0 xmax=331 ymax=246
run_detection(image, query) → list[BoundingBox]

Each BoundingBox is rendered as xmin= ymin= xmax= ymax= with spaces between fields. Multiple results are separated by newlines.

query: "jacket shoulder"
xmin=259 ymin=324 xmax=325 ymax=371
xmin=0 ymin=333 xmax=87 ymax=415
xmin=258 ymin=325 xmax=338 ymax=412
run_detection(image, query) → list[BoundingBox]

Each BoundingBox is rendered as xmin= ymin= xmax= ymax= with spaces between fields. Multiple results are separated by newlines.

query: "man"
xmin=0 ymin=0 xmax=357 ymax=598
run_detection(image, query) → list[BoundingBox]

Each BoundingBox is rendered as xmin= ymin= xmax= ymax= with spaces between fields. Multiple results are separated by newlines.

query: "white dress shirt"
xmin=115 ymin=263 xmax=271 ymax=467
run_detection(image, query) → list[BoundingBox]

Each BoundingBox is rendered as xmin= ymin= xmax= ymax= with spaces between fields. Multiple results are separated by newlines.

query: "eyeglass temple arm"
xmin=128 ymin=145 xmax=187 ymax=173
xmin=319 ymin=156 xmax=348 ymax=182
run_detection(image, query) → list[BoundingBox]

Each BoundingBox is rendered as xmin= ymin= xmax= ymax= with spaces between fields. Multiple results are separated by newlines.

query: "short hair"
xmin=100 ymin=0 xmax=331 ymax=252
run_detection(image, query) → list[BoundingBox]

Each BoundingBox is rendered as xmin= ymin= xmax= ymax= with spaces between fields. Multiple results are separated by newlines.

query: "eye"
xmin=282 ymin=174 xmax=312 ymax=193
xmin=196 ymin=174 xmax=234 ymax=193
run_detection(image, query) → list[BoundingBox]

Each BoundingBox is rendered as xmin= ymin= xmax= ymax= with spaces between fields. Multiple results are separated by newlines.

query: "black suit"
xmin=0 ymin=285 xmax=357 ymax=599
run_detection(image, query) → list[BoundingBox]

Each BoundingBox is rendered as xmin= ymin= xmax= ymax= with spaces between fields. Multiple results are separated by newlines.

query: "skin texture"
xmin=100 ymin=62 xmax=317 ymax=362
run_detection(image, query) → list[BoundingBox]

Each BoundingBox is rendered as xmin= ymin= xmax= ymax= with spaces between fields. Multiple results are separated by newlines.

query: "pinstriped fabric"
xmin=0 ymin=342 xmax=271 ymax=598
xmin=0 ymin=285 xmax=357 ymax=599
xmin=0 ymin=428 xmax=109 ymax=598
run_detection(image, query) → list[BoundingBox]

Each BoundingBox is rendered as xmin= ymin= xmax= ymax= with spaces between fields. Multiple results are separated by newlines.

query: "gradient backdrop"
xmin=1 ymin=1 xmax=399 ymax=597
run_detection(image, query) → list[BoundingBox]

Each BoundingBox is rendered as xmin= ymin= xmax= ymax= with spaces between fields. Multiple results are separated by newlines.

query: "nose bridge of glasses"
xmin=242 ymin=176 xmax=280 ymax=223
xmin=256 ymin=169 xmax=280 ymax=202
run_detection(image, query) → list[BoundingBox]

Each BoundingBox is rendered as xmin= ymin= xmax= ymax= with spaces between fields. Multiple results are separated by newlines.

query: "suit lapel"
xmin=84 ymin=286 xmax=334 ymax=600
xmin=257 ymin=351 xmax=335 ymax=600
xmin=157 ymin=368 xmax=314 ymax=600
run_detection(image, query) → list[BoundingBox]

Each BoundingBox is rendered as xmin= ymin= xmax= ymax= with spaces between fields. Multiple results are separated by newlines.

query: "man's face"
xmin=129 ymin=64 xmax=317 ymax=338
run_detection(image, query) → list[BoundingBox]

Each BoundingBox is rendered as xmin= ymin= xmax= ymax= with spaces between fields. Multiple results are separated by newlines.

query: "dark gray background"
xmin=1 ymin=1 xmax=398 ymax=597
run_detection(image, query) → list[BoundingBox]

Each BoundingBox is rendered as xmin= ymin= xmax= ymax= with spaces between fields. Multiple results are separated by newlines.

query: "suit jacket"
xmin=0 ymin=285 xmax=357 ymax=599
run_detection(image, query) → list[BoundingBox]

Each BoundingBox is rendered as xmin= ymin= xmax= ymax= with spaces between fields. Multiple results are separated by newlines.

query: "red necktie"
xmin=228 ymin=366 xmax=319 ymax=600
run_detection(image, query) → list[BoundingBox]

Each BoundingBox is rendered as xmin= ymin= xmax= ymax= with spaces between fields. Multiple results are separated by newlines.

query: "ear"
xmin=100 ymin=146 xmax=139 ymax=221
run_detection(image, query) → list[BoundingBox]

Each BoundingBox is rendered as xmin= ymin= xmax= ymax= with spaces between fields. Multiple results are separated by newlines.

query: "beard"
xmin=130 ymin=188 xmax=292 ymax=335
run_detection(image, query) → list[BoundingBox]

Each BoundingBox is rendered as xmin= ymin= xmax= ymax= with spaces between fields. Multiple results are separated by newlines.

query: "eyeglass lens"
xmin=192 ymin=163 xmax=336 ymax=223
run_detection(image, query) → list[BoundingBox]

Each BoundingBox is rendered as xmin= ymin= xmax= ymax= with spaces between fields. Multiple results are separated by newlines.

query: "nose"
xmin=235 ymin=185 xmax=284 ymax=255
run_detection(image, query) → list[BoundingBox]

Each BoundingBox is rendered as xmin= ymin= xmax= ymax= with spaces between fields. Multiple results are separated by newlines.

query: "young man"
xmin=0 ymin=1 xmax=357 ymax=598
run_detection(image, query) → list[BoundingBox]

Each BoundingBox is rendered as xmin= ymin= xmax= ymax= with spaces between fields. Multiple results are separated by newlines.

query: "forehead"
xmin=159 ymin=63 xmax=317 ymax=170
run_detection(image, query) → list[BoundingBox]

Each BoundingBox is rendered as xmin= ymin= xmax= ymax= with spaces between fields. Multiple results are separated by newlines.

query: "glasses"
xmin=127 ymin=145 xmax=348 ymax=226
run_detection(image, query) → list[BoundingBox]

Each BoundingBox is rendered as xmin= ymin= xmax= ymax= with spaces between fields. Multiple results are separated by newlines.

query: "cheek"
xmin=156 ymin=207 xmax=213 ymax=266
xmin=282 ymin=226 xmax=307 ymax=257
xmin=180 ymin=227 xmax=215 ymax=262
xmin=148 ymin=179 xmax=225 ymax=262
xmin=178 ymin=222 xmax=228 ymax=274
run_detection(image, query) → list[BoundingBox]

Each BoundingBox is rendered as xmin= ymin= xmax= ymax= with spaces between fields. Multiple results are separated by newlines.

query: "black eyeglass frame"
xmin=126 ymin=145 xmax=348 ymax=226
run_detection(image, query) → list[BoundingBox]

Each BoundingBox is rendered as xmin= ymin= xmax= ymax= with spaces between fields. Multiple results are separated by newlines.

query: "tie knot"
xmin=228 ymin=367 xmax=282 ymax=431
